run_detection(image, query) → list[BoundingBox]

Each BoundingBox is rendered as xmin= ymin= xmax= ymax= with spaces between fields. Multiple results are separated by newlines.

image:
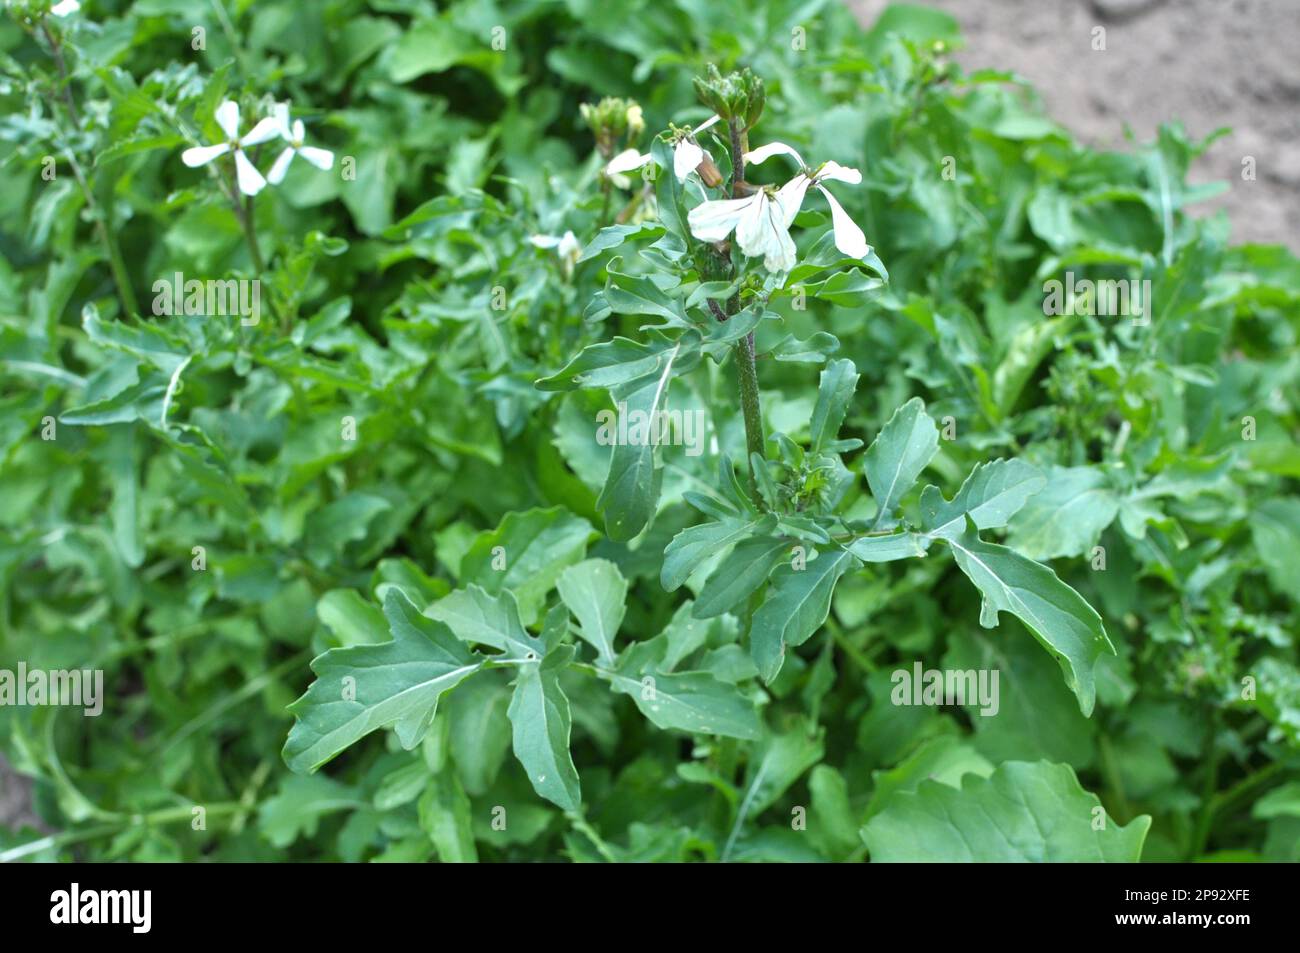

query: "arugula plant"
xmin=0 ymin=0 xmax=1296 ymax=863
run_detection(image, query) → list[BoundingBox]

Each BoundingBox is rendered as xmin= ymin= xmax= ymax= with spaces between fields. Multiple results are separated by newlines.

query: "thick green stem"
xmin=728 ymin=122 xmax=744 ymax=195
xmin=736 ymin=332 xmax=765 ymax=467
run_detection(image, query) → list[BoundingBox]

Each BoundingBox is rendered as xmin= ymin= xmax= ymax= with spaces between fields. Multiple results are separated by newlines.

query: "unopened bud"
xmin=696 ymin=155 xmax=724 ymax=188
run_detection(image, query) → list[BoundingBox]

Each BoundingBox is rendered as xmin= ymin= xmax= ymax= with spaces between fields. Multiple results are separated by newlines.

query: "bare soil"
xmin=849 ymin=0 xmax=1300 ymax=247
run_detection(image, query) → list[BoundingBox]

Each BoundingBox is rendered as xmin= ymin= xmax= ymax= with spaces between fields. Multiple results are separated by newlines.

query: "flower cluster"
xmin=687 ymin=141 xmax=870 ymax=274
xmin=181 ymin=100 xmax=334 ymax=197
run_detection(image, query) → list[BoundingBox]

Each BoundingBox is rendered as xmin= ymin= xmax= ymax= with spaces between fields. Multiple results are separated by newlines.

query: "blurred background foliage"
xmin=0 ymin=0 xmax=1297 ymax=861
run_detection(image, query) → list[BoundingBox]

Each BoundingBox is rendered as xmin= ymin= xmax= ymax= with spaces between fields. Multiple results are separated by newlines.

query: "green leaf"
xmin=750 ymin=547 xmax=858 ymax=681
xmin=535 ymin=335 xmax=684 ymax=392
xmin=846 ymin=531 xmax=931 ymax=562
xmin=419 ymin=771 xmax=478 ymax=863
xmin=578 ymin=222 xmax=665 ymax=263
xmin=508 ymin=648 xmax=582 ymax=812
xmin=425 ymin=585 xmax=543 ymax=661
xmin=316 ymin=589 xmax=388 ymax=647
xmin=862 ymin=761 xmax=1150 ymax=862
xmin=651 ymin=136 xmax=687 ymax=243
xmin=258 ymin=774 xmax=364 ymax=849
xmin=919 ymin=459 xmax=1047 ymax=540
xmin=283 ymin=590 xmax=483 ymax=773
xmin=863 ymin=397 xmax=939 ymax=526
xmin=1005 ymin=465 xmax=1119 ymax=560
xmin=596 ymin=344 xmax=683 ymax=541
xmin=944 ymin=521 xmax=1113 ymax=716
xmin=605 ymin=668 xmax=761 ymax=739
xmin=693 ymin=535 xmax=790 ymax=619
xmin=459 ymin=507 xmax=594 ymax=624
xmin=809 ymin=358 xmax=859 ymax=452
xmin=556 ymin=558 xmax=628 ymax=665
xmin=662 ymin=514 xmax=773 ymax=591
xmin=1252 ymin=498 xmax=1300 ymax=602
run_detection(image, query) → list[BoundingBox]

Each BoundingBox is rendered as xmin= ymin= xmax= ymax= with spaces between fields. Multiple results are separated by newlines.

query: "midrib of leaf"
xmin=946 ymin=536 xmax=1054 ymax=635
xmin=297 ymin=661 xmax=482 ymax=767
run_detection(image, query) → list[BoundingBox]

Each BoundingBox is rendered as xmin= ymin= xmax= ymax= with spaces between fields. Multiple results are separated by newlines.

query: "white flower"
xmin=530 ymin=230 xmax=582 ymax=275
xmin=180 ymin=100 xmax=281 ymax=197
xmin=603 ymin=115 xmax=721 ymax=182
xmin=745 ymin=142 xmax=871 ymax=261
xmin=687 ymin=186 xmax=796 ymax=274
xmin=50 ymin=0 xmax=80 ymax=16
xmin=265 ymin=104 xmax=335 ymax=185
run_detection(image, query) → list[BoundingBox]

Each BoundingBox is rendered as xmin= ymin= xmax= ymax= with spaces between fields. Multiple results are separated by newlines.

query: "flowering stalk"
xmin=696 ymin=61 xmax=769 ymax=490
xmin=727 ymin=120 xmax=765 ymax=479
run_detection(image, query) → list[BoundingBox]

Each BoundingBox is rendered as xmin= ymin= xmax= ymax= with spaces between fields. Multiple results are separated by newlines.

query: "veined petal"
xmin=673 ymin=139 xmax=706 ymax=181
xmin=775 ymin=173 xmax=812 ymax=227
xmin=234 ymin=149 xmax=267 ymax=196
xmin=215 ymin=101 xmax=241 ymax=141
xmin=299 ymin=146 xmax=335 ymax=171
xmin=265 ymin=147 xmax=296 ymax=185
xmin=817 ymin=160 xmax=862 ymax=185
xmin=744 ymin=141 xmax=805 ymax=169
xmin=687 ymin=195 xmax=755 ymax=243
xmin=817 ymin=184 xmax=871 ymax=260
xmin=739 ymin=192 xmax=792 ymax=269
xmin=181 ymin=143 xmax=230 ymax=167
xmin=764 ymin=225 xmax=797 ymax=274
xmin=242 ymin=117 xmax=282 ymax=147
xmin=734 ymin=192 xmax=796 ymax=273
xmin=605 ymin=148 xmax=651 ymax=176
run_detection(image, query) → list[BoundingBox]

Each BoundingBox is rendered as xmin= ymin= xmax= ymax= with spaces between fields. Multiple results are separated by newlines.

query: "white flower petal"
xmin=775 ymin=173 xmax=812 ymax=228
xmin=557 ymin=231 xmax=582 ymax=260
xmin=673 ymin=139 xmax=705 ymax=181
xmin=215 ymin=101 xmax=241 ymax=141
xmin=242 ymin=117 xmax=281 ymax=147
xmin=299 ymin=146 xmax=334 ymax=171
xmin=292 ymin=119 xmax=306 ymax=143
xmin=744 ymin=141 xmax=805 ymax=169
xmin=529 ymin=234 xmax=562 ymax=249
xmin=818 ymin=184 xmax=870 ymax=260
xmin=733 ymin=191 xmax=795 ymax=272
xmin=687 ymin=195 xmax=756 ymax=243
xmin=181 ymin=143 xmax=230 ymax=167
xmin=694 ymin=114 xmax=721 ymax=135
xmin=605 ymin=148 xmax=651 ymax=176
xmin=764 ymin=226 xmax=797 ymax=274
xmin=234 ymin=149 xmax=267 ymax=196
xmin=265 ymin=147 xmax=296 ymax=185
xmin=271 ymin=103 xmax=292 ymax=139
xmin=733 ymin=191 xmax=772 ymax=256
xmin=51 ymin=0 xmax=80 ymax=16
xmin=817 ymin=160 xmax=862 ymax=185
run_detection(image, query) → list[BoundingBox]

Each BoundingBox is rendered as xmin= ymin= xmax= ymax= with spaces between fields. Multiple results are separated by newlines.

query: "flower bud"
xmin=580 ymin=96 xmax=642 ymax=159
xmin=693 ymin=64 xmax=765 ymax=132
xmin=696 ymin=155 xmax=724 ymax=188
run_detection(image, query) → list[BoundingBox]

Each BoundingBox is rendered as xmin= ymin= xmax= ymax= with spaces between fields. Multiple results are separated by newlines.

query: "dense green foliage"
xmin=1 ymin=0 xmax=1297 ymax=863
